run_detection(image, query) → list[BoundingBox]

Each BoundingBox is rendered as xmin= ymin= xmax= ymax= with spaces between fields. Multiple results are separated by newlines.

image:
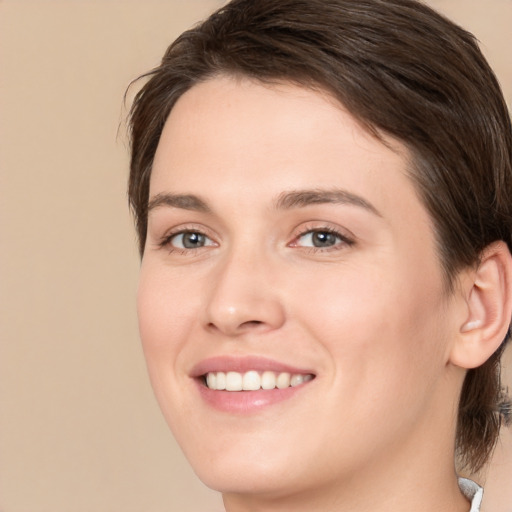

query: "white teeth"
xmin=204 ymin=370 xmax=313 ymax=391
xmin=225 ymin=371 xmax=243 ymax=391
xmin=216 ymin=372 xmax=226 ymax=390
xmin=261 ymin=371 xmax=276 ymax=390
xmin=206 ymin=372 xmax=216 ymax=389
xmin=290 ymin=374 xmax=313 ymax=386
xmin=276 ymin=372 xmax=291 ymax=389
xmin=242 ymin=370 xmax=261 ymax=391
xmin=290 ymin=374 xmax=304 ymax=387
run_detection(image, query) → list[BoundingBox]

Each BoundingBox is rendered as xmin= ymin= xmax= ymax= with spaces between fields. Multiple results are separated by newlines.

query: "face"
xmin=138 ymin=76 xmax=461 ymax=499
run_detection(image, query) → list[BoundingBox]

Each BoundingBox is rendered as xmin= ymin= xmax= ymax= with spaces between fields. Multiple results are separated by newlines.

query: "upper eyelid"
xmin=291 ymin=222 xmax=355 ymax=241
xmin=291 ymin=229 xmax=353 ymax=248
xmin=170 ymin=231 xmax=216 ymax=248
xmin=156 ymin=222 xmax=355 ymax=249
xmin=161 ymin=224 xmax=215 ymax=239
xmin=158 ymin=226 xmax=217 ymax=249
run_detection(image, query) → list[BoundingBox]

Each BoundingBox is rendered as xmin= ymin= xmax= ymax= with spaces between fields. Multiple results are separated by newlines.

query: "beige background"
xmin=0 ymin=1 xmax=510 ymax=511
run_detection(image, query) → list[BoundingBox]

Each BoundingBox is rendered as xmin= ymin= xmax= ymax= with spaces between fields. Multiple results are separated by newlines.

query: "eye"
xmin=166 ymin=231 xmax=215 ymax=250
xmin=293 ymin=228 xmax=353 ymax=250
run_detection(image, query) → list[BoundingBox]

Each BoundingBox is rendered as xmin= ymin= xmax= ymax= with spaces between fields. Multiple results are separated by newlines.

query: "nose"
xmin=203 ymin=248 xmax=286 ymax=337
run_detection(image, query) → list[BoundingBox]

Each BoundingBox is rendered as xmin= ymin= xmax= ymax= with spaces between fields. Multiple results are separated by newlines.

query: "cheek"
xmin=136 ymin=262 xmax=206 ymax=436
xmin=136 ymin=263 xmax=194 ymax=393
xmin=291 ymin=259 xmax=448 ymax=394
xmin=137 ymin=260 xmax=196 ymax=346
xmin=137 ymin=271 xmax=169 ymax=356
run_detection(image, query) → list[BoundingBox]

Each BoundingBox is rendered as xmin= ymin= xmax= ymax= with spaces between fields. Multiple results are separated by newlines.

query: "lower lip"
xmin=195 ymin=379 xmax=312 ymax=413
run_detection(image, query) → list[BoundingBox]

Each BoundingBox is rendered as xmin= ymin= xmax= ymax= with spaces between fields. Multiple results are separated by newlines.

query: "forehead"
xmin=151 ymin=76 xmax=411 ymax=199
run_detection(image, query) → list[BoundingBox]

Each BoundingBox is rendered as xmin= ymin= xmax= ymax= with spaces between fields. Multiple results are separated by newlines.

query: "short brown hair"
xmin=128 ymin=0 xmax=512 ymax=472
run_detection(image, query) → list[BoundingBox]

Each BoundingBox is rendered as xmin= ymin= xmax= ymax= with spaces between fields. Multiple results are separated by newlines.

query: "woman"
xmin=127 ymin=0 xmax=512 ymax=510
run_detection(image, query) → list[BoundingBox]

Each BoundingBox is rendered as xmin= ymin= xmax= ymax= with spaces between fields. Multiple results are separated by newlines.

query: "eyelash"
xmin=158 ymin=225 xmax=354 ymax=254
xmin=158 ymin=227 xmax=216 ymax=255
xmin=290 ymin=225 xmax=354 ymax=252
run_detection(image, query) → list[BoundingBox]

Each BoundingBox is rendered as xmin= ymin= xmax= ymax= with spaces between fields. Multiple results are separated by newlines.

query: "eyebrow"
xmin=147 ymin=193 xmax=211 ymax=214
xmin=147 ymin=188 xmax=381 ymax=217
xmin=274 ymin=188 xmax=381 ymax=216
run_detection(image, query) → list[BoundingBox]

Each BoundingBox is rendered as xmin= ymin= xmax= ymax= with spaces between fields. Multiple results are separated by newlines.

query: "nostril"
xmin=206 ymin=319 xmax=264 ymax=335
xmin=241 ymin=320 xmax=263 ymax=327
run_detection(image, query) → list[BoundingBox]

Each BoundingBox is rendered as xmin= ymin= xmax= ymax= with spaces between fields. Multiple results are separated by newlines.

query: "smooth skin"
xmin=138 ymin=76 xmax=512 ymax=512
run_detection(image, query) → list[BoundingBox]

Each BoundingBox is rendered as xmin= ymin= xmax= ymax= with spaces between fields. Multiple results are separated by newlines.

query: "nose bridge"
xmin=203 ymin=240 xmax=285 ymax=336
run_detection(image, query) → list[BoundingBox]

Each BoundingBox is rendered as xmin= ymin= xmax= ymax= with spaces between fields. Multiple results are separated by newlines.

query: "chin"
xmin=175 ymin=428 xmax=311 ymax=495
xmin=194 ymin=459 xmax=284 ymax=495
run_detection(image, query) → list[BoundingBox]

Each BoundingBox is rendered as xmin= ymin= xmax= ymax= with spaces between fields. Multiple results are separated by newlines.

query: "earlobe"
xmin=450 ymin=241 xmax=512 ymax=369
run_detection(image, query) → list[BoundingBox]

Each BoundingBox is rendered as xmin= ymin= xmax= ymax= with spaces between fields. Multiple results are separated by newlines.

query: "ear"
xmin=449 ymin=241 xmax=512 ymax=369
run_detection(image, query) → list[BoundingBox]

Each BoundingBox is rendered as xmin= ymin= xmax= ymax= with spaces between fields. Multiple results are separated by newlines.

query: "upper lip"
xmin=190 ymin=355 xmax=315 ymax=378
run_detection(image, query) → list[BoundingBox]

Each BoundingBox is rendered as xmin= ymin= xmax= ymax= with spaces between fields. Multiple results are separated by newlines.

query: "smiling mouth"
xmin=203 ymin=370 xmax=315 ymax=391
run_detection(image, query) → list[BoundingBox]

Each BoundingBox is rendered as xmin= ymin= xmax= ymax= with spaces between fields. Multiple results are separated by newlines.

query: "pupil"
xmin=312 ymin=231 xmax=336 ymax=247
xmin=183 ymin=232 xmax=204 ymax=248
